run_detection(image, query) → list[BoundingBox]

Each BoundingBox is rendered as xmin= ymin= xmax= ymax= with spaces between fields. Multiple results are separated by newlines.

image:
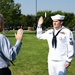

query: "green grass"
xmin=3 ymin=30 xmax=75 ymax=75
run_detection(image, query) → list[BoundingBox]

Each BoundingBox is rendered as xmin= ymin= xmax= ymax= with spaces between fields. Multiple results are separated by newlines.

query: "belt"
xmin=0 ymin=67 xmax=8 ymax=70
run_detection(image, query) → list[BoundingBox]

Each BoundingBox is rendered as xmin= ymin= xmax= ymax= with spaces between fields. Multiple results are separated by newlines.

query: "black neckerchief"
xmin=52 ymin=28 xmax=63 ymax=48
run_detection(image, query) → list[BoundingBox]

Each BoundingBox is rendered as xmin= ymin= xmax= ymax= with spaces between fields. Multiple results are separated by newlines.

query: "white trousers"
xmin=48 ymin=60 xmax=67 ymax=75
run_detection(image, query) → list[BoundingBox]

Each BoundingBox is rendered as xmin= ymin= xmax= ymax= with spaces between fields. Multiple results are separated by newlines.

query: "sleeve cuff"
xmin=66 ymin=61 xmax=71 ymax=65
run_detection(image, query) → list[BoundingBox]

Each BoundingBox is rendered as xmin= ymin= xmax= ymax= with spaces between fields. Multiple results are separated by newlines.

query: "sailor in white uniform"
xmin=36 ymin=14 xmax=74 ymax=75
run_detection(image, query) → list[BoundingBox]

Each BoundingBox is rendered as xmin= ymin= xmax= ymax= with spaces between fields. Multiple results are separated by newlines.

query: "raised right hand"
xmin=15 ymin=28 xmax=24 ymax=41
xmin=38 ymin=16 xmax=43 ymax=27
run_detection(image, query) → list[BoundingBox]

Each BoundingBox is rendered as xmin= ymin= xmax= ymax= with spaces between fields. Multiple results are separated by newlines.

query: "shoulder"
xmin=46 ymin=29 xmax=53 ymax=33
xmin=44 ymin=29 xmax=53 ymax=35
xmin=62 ymin=27 xmax=72 ymax=33
xmin=0 ymin=34 xmax=5 ymax=38
xmin=0 ymin=34 xmax=7 ymax=40
xmin=62 ymin=27 xmax=73 ymax=37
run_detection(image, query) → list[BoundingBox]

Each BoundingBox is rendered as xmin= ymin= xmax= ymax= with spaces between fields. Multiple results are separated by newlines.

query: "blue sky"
xmin=14 ymin=0 xmax=75 ymax=15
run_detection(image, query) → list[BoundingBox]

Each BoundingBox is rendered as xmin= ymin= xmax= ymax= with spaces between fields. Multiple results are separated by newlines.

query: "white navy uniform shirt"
xmin=0 ymin=34 xmax=22 ymax=68
xmin=36 ymin=26 xmax=74 ymax=63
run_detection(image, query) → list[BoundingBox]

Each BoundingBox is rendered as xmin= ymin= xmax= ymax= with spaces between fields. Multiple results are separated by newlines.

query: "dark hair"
xmin=0 ymin=14 xmax=4 ymax=32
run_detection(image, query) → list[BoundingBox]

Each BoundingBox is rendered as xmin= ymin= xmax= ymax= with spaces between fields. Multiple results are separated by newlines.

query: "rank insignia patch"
xmin=70 ymin=41 xmax=74 ymax=45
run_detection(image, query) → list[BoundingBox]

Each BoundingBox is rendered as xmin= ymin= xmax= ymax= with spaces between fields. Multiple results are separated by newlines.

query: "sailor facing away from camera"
xmin=0 ymin=14 xmax=23 ymax=75
xmin=36 ymin=14 xmax=74 ymax=75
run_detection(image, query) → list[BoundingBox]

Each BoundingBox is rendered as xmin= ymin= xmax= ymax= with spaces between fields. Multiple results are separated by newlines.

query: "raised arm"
xmin=0 ymin=29 xmax=24 ymax=61
xmin=36 ymin=16 xmax=48 ymax=40
xmin=37 ymin=16 xmax=44 ymax=27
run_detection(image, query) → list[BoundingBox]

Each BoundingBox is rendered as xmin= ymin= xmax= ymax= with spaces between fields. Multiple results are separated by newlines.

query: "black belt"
xmin=0 ymin=67 xmax=8 ymax=70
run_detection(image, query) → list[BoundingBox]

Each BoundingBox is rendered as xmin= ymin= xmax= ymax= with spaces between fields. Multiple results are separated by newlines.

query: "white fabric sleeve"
xmin=36 ymin=27 xmax=48 ymax=40
xmin=66 ymin=30 xmax=74 ymax=63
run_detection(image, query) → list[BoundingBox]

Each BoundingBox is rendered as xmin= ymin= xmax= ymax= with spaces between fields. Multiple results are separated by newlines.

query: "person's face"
xmin=52 ymin=20 xmax=63 ymax=30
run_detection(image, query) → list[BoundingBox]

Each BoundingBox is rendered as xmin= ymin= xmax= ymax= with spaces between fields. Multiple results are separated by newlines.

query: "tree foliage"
xmin=0 ymin=0 xmax=21 ymax=29
xmin=0 ymin=0 xmax=75 ymax=31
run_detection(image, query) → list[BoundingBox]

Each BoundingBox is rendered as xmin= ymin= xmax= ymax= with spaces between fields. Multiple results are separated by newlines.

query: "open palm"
xmin=38 ymin=16 xmax=44 ymax=27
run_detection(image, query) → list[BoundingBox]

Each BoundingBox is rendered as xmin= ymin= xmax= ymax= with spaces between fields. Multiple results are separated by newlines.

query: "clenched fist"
xmin=15 ymin=29 xmax=24 ymax=41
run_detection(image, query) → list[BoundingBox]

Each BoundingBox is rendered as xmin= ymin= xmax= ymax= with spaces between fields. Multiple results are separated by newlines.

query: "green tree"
xmin=25 ymin=15 xmax=35 ymax=27
xmin=0 ymin=0 xmax=21 ymax=29
xmin=68 ymin=16 xmax=75 ymax=30
xmin=64 ymin=12 xmax=74 ymax=27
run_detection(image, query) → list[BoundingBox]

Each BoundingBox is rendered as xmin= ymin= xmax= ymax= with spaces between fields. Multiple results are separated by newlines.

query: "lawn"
xmin=4 ymin=30 xmax=75 ymax=75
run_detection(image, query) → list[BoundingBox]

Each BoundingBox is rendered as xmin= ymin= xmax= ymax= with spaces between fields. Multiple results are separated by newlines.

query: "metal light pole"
xmin=36 ymin=0 xmax=37 ymax=15
xmin=34 ymin=0 xmax=37 ymax=34
xmin=36 ymin=0 xmax=37 ymax=25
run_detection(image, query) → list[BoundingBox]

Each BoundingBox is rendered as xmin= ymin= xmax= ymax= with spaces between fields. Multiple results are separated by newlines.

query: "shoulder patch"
xmin=69 ymin=41 xmax=74 ymax=45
